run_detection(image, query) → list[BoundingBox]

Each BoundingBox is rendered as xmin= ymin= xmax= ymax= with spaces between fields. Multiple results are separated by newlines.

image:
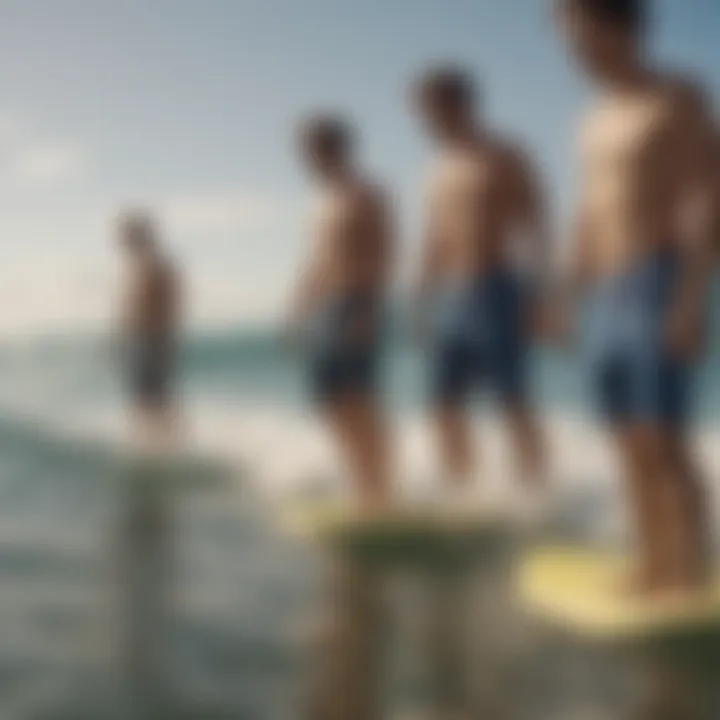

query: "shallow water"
xmin=0 ymin=419 xmax=314 ymax=718
xmin=1 ymin=325 xmax=720 ymax=718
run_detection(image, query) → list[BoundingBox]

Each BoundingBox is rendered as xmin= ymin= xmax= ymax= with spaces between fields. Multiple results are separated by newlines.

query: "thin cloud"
xmin=0 ymin=254 xmax=113 ymax=338
xmin=0 ymin=192 xmax=291 ymax=337
xmin=10 ymin=140 xmax=89 ymax=186
xmin=158 ymin=190 xmax=278 ymax=236
xmin=0 ymin=113 xmax=25 ymax=148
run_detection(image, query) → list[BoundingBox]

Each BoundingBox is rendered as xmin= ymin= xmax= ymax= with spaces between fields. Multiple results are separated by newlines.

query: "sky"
xmin=0 ymin=0 xmax=718 ymax=336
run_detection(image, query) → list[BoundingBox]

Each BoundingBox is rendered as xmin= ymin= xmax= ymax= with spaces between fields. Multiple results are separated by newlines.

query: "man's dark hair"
xmin=414 ymin=64 xmax=477 ymax=111
xmin=568 ymin=0 xmax=647 ymax=34
xmin=299 ymin=113 xmax=354 ymax=159
xmin=118 ymin=209 xmax=156 ymax=248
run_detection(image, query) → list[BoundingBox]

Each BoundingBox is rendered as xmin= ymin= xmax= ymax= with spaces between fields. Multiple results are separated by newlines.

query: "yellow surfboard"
xmin=280 ymin=501 xmax=511 ymax=568
xmin=518 ymin=547 xmax=720 ymax=643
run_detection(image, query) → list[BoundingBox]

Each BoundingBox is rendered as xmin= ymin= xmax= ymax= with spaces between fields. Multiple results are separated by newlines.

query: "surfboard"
xmin=280 ymin=501 xmax=512 ymax=568
xmin=518 ymin=547 xmax=720 ymax=643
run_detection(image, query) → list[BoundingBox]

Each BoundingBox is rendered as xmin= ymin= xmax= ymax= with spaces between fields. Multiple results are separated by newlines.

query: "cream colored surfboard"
xmin=518 ymin=547 xmax=720 ymax=642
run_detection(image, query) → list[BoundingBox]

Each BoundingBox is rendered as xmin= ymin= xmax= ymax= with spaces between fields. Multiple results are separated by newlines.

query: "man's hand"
xmin=411 ymin=295 xmax=432 ymax=349
xmin=666 ymin=299 xmax=707 ymax=362
xmin=528 ymin=297 xmax=574 ymax=348
xmin=347 ymin=309 xmax=374 ymax=349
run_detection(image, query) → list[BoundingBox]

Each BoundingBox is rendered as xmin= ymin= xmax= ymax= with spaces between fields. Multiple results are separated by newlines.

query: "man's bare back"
xmin=578 ymin=75 xmax=714 ymax=280
xmin=309 ymin=178 xmax=390 ymax=304
xmin=427 ymin=138 xmax=541 ymax=282
xmin=126 ymin=255 xmax=178 ymax=340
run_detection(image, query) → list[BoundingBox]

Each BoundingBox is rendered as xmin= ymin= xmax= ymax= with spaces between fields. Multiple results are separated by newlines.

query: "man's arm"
xmin=164 ymin=261 xmax=182 ymax=340
xmin=668 ymin=83 xmax=717 ymax=357
xmin=287 ymin=211 xmax=326 ymax=343
xmin=712 ymin=131 xmax=720 ymax=261
xmin=115 ymin=264 xmax=141 ymax=350
xmin=508 ymin=146 xmax=553 ymax=295
xmin=567 ymin=194 xmax=596 ymax=294
xmin=377 ymin=191 xmax=394 ymax=292
xmin=413 ymin=209 xmax=444 ymax=344
xmin=354 ymin=185 xmax=393 ymax=296
xmin=416 ymin=170 xmax=444 ymax=302
xmin=286 ymin=263 xmax=321 ymax=351
xmin=347 ymin=187 xmax=394 ymax=346
xmin=418 ymin=224 xmax=442 ymax=297
xmin=292 ymin=259 xmax=322 ymax=318
xmin=564 ymin=112 xmax=599 ymax=300
xmin=507 ymin=144 xmax=574 ymax=341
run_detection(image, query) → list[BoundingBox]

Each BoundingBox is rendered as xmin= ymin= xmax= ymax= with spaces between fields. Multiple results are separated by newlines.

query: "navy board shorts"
xmin=128 ymin=336 xmax=175 ymax=407
xmin=584 ymin=249 xmax=691 ymax=426
xmin=306 ymin=294 xmax=382 ymax=405
xmin=430 ymin=271 xmax=529 ymax=407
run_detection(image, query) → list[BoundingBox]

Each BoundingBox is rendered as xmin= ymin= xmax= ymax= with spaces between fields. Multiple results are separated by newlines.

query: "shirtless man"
xmin=556 ymin=0 xmax=717 ymax=593
xmin=117 ymin=211 xmax=180 ymax=442
xmin=412 ymin=66 xmax=549 ymax=502
xmin=715 ymin=132 xmax=720 ymax=256
xmin=290 ymin=115 xmax=393 ymax=509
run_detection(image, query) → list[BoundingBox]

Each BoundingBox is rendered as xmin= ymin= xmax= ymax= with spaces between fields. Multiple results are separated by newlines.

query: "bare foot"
xmin=616 ymin=566 xmax=666 ymax=598
xmin=680 ymin=553 xmax=712 ymax=592
xmin=355 ymin=492 xmax=393 ymax=518
xmin=617 ymin=568 xmax=709 ymax=605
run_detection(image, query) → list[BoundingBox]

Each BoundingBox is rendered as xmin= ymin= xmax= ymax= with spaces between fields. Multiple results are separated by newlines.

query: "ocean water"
xmin=1 ymin=314 xmax=720 ymax=718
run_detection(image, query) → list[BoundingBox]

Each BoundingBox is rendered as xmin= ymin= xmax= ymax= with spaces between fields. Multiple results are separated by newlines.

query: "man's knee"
xmin=435 ymin=402 xmax=467 ymax=431
xmin=618 ymin=424 xmax=668 ymax=475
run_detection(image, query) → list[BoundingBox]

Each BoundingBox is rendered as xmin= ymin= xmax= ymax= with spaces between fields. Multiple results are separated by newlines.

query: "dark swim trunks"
xmin=307 ymin=294 xmax=382 ymax=405
xmin=431 ymin=270 xmax=528 ymax=406
xmin=585 ymin=249 xmax=690 ymax=426
xmin=128 ymin=336 xmax=175 ymax=407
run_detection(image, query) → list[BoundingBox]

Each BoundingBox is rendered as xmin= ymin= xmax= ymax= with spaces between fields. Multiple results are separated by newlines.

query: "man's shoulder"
xmin=489 ymin=133 xmax=539 ymax=179
xmin=652 ymin=70 xmax=711 ymax=117
xmin=578 ymin=97 xmax=612 ymax=136
xmin=658 ymin=70 xmax=707 ymax=98
xmin=162 ymin=255 xmax=179 ymax=284
xmin=149 ymin=254 xmax=177 ymax=289
xmin=349 ymin=176 xmax=389 ymax=212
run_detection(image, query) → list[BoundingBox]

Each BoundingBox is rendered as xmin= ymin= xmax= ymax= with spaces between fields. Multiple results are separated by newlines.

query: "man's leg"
xmin=661 ymin=430 xmax=709 ymax=589
xmin=132 ymin=357 xmax=179 ymax=452
xmin=660 ymin=355 xmax=709 ymax=588
xmin=625 ymin=349 xmax=709 ymax=592
xmin=434 ymin=403 xmax=475 ymax=489
xmin=134 ymin=404 xmax=178 ymax=448
xmin=614 ymin=421 xmax=707 ymax=593
xmin=430 ymin=324 xmax=477 ymax=490
xmin=325 ymin=394 xmax=391 ymax=509
xmin=614 ymin=424 xmax=675 ymax=593
xmin=503 ymin=402 xmax=546 ymax=488
xmin=494 ymin=279 xmax=546 ymax=490
xmin=596 ymin=360 xmax=673 ymax=591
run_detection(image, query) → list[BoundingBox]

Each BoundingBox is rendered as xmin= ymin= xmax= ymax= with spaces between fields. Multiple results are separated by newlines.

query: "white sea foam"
xmin=36 ymin=398 xmax=717 ymax=541
xmin=0 ymin=390 xmax=719 ymax=716
xmin=3 ymin=386 xmax=720 ymax=547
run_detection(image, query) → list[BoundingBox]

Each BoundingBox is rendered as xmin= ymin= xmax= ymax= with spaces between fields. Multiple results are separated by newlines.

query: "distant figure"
xmin=715 ymin=131 xmax=720 ymax=258
xmin=556 ymin=0 xmax=716 ymax=593
xmin=117 ymin=211 xmax=181 ymax=445
xmin=412 ymin=66 xmax=549 ymax=504
xmin=289 ymin=115 xmax=393 ymax=510
xmin=113 ymin=211 xmax=182 ymax=713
